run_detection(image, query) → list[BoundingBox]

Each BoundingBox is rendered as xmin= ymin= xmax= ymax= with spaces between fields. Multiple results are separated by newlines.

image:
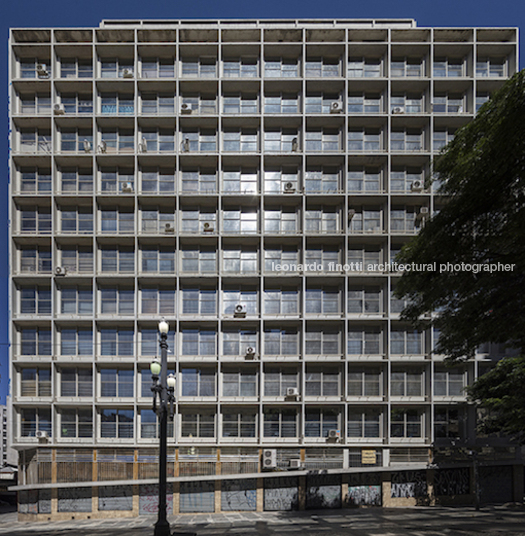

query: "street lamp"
xmin=151 ymin=321 xmax=196 ymax=536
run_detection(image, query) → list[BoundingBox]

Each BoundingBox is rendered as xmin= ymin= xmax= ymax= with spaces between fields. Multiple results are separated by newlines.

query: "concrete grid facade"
xmin=0 ymin=404 xmax=13 ymax=467
xmin=8 ymin=19 xmax=521 ymax=518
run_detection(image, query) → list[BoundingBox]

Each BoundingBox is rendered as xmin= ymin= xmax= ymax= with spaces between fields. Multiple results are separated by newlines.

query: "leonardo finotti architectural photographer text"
xmin=271 ymin=262 xmax=516 ymax=273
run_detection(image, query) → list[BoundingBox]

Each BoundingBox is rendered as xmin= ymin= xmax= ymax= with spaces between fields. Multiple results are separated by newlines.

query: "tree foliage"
xmin=466 ymin=357 xmax=525 ymax=442
xmin=395 ymin=70 xmax=525 ymax=361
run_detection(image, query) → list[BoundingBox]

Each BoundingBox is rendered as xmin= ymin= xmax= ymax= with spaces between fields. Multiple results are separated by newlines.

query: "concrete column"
xmin=131 ymin=450 xmax=139 ymax=516
xmin=214 ymin=480 xmax=221 ymax=513
xmin=172 ymin=481 xmax=180 ymax=514
xmin=256 ymin=478 xmax=264 ymax=512
xmin=341 ymin=473 xmax=350 ymax=508
xmin=298 ymin=475 xmax=306 ymax=510
xmin=174 ymin=448 xmax=179 ymax=477
xmin=51 ymin=449 xmax=57 ymax=484
xmin=382 ymin=471 xmax=391 ymax=507
xmin=51 ymin=487 xmax=58 ymax=515
xmin=92 ymin=449 xmax=98 ymax=482
xmin=216 ymin=448 xmax=221 ymax=475
xmin=133 ymin=449 xmax=139 ymax=480
xmin=92 ymin=485 xmax=98 ymax=514
xmin=132 ymin=484 xmax=139 ymax=517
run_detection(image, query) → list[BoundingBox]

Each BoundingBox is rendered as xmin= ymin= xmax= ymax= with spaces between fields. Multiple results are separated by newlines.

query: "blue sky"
xmin=0 ymin=0 xmax=524 ymax=403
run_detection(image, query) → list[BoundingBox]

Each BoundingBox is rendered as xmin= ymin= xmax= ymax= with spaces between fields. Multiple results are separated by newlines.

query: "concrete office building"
xmin=8 ymin=18 xmax=523 ymax=520
xmin=1 ymin=403 xmax=16 ymax=467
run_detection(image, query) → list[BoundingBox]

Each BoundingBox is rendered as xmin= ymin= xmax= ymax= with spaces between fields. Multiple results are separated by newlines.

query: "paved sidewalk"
xmin=0 ymin=505 xmax=524 ymax=536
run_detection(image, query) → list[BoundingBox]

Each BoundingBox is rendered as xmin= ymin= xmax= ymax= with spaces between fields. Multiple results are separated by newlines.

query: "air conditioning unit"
xmin=411 ymin=180 xmax=424 ymax=192
xmin=392 ymin=106 xmax=405 ymax=114
xmin=122 ymin=182 xmax=133 ymax=193
xmin=122 ymin=68 xmax=134 ymax=78
xmin=245 ymin=346 xmax=256 ymax=357
xmin=234 ymin=304 xmax=247 ymax=317
xmin=83 ymin=139 xmax=92 ymax=153
xmin=36 ymin=64 xmax=48 ymax=76
xmin=164 ymin=223 xmax=175 ymax=233
xmin=181 ymin=138 xmax=190 ymax=152
xmin=291 ymin=137 xmax=299 ymax=152
xmin=203 ymin=222 xmax=214 ymax=232
xmin=55 ymin=266 xmax=67 ymax=276
xmin=262 ymin=449 xmax=277 ymax=469
xmin=180 ymin=103 xmax=194 ymax=114
xmin=286 ymin=387 xmax=299 ymax=398
xmin=289 ymin=459 xmax=301 ymax=469
xmin=330 ymin=101 xmax=343 ymax=113
xmin=36 ymin=430 xmax=49 ymax=440
xmin=54 ymin=103 xmax=65 ymax=115
xmin=416 ymin=206 xmax=429 ymax=220
xmin=98 ymin=140 xmax=107 ymax=153
xmin=284 ymin=182 xmax=296 ymax=193
xmin=328 ymin=429 xmax=341 ymax=439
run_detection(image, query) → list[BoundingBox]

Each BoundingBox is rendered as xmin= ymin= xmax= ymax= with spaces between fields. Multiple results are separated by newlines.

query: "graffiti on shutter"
xmin=306 ymin=474 xmax=341 ymax=509
xmin=26 ymin=490 xmax=38 ymax=514
xmin=347 ymin=472 xmax=382 ymax=506
xmin=434 ymin=468 xmax=470 ymax=496
xmin=39 ymin=490 xmax=51 ymax=513
xmin=98 ymin=485 xmax=133 ymax=511
xmin=391 ymin=470 xmax=427 ymax=499
xmin=57 ymin=488 xmax=92 ymax=512
xmin=222 ymin=479 xmax=257 ymax=511
xmin=139 ymin=484 xmax=173 ymax=515
xmin=179 ymin=481 xmax=215 ymax=513
xmin=264 ymin=476 xmax=299 ymax=511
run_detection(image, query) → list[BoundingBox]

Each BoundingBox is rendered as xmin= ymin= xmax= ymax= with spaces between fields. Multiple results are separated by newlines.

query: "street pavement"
xmin=0 ymin=505 xmax=524 ymax=536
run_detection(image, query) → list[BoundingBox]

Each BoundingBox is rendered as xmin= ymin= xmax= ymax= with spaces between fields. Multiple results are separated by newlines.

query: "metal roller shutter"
xmin=222 ymin=479 xmax=257 ymax=511
xmin=179 ymin=481 xmax=215 ymax=513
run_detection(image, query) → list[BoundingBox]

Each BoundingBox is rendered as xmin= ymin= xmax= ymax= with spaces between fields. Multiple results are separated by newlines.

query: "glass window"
xmin=181 ymin=368 xmax=215 ymax=397
xmin=20 ymin=368 xmax=51 ymax=396
xmin=61 ymin=367 xmax=93 ymax=397
xmin=391 ymin=409 xmax=423 ymax=438
xmin=347 ymin=329 xmax=381 ymax=355
xmin=348 ymin=93 xmax=381 ymax=113
xmin=348 ymin=409 xmax=381 ymax=438
xmin=305 ymin=328 xmax=340 ymax=355
xmin=181 ymin=413 xmax=215 ymax=438
xmin=305 ymin=409 xmax=339 ymax=437
xmin=100 ymin=369 xmax=134 ymax=397
xmin=264 ymin=58 xmax=298 ymax=78
xmin=263 ymin=410 xmax=296 ymax=437
xmin=222 ymin=370 xmax=257 ymax=396
xmin=61 ymin=409 xmax=93 ymax=438
xmin=264 ymin=368 xmax=298 ymax=396
xmin=181 ymin=330 xmax=216 ymax=356
xmin=222 ymin=411 xmax=256 ymax=438
xmin=100 ymin=409 xmax=134 ymax=439
xmin=348 ymin=368 xmax=382 ymax=396
xmin=305 ymin=367 xmax=340 ymax=396
xmin=100 ymin=329 xmax=134 ymax=356
xmin=348 ymin=58 xmax=381 ymax=78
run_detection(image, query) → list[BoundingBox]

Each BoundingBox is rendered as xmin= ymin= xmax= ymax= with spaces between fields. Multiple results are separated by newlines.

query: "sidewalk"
xmin=0 ymin=505 xmax=524 ymax=536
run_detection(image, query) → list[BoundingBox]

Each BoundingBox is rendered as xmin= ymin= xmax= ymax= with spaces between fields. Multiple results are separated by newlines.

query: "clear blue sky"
xmin=1 ymin=0 xmax=523 ymax=403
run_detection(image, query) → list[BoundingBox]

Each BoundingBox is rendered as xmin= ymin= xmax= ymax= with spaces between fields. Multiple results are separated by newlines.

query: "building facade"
xmin=0 ymin=403 xmax=15 ymax=467
xmin=8 ymin=19 xmax=522 ymax=519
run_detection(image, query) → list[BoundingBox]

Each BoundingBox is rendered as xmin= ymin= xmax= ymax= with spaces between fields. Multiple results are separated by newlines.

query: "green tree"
xmin=395 ymin=70 xmax=525 ymax=440
xmin=466 ymin=357 xmax=525 ymax=442
xmin=395 ymin=70 xmax=525 ymax=361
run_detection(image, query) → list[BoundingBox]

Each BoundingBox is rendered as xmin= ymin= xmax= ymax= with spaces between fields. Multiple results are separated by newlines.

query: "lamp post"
xmin=151 ymin=321 xmax=195 ymax=536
